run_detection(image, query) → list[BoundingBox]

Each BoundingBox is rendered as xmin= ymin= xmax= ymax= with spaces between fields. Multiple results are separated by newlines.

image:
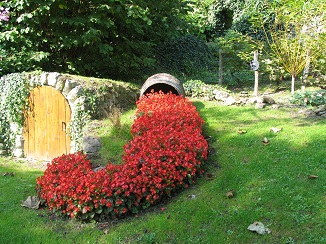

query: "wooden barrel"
xmin=140 ymin=73 xmax=185 ymax=97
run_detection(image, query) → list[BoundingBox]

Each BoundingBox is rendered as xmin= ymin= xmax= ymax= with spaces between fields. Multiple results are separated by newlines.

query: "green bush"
xmin=184 ymin=79 xmax=229 ymax=99
xmin=290 ymin=90 xmax=326 ymax=106
xmin=156 ymin=35 xmax=216 ymax=76
xmin=0 ymin=1 xmax=190 ymax=80
xmin=0 ymin=73 xmax=32 ymax=152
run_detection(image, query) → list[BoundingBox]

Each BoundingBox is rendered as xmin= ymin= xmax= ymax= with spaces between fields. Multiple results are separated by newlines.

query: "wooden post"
xmin=253 ymin=50 xmax=259 ymax=96
xmin=219 ymin=49 xmax=223 ymax=85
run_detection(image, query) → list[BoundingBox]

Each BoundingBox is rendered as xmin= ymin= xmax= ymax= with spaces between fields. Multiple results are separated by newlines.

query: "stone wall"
xmin=29 ymin=72 xmax=140 ymax=120
xmin=2 ymin=71 xmax=139 ymax=158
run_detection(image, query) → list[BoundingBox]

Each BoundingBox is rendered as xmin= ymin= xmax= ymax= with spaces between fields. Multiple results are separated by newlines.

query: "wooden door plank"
xmin=35 ymin=86 xmax=44 ymax=159
xmin=65 ymin=99 xmax=72 ymax=154
xmin=24 ymin=86 xmax=72 ymax=161
xmin=52 ymin=86 xmax=60 ymax=158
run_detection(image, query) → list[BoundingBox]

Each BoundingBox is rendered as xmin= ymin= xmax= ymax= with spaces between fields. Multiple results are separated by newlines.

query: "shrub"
xmin=290 ymin=90 xmax=326 ymax=107
xmin=183 ymin=79 xmax=229 ymax=99
xmin=36 ymin=92 xmax=208 ymax=221
xmin=0 ymin=1 xmax=190 ymax=79
xmin=155 ymin=35 xmax=215 ymax=75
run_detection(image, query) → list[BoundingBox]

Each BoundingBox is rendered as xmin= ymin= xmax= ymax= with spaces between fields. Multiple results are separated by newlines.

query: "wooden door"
xmin=24 ymin=86 xmax=71 ymax=161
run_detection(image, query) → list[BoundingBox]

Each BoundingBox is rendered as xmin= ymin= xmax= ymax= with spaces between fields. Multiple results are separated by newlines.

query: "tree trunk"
xmin=253 ymin=51 xmax=259 ymax=96
xmin=291 ymin=75 xmax=296 ymax=95
xmin=301 ymin=54 xmax=311 ymax=92
xmin=219 ymin=49 xmax=223 ymax=85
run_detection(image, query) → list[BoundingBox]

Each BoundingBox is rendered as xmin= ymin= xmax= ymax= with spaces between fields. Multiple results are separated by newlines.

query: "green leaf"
xmin=59 ymin=4 xmax=67 ymax=10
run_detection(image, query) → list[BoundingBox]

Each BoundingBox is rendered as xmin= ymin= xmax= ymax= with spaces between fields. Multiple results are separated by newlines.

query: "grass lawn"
xmin=0 ymin=100 xmax=325 ymax=243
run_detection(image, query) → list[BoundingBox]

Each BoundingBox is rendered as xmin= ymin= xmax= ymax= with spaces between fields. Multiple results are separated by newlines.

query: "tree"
xmin=249 ymin=0 xmax=325 ymax=94
xmin=0 ymin=0 xmax=191 ymax=79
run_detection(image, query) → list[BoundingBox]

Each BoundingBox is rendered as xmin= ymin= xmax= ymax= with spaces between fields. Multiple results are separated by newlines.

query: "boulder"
xmin=314 ymin=105 xmax=326 ymax=116
xmin=62 ymin=79 xmax=80 ymax=97
xmin=213 ymin=90 xmax=230 ymax=101
xmin=224 ymin=96 xmax=237 ymax=106
xmin=298 ymin=109 xmax=316 ymax=117
xmin=39 ymin=72 xmax=48 ymax=85
xmin=83 ymin=136 xmax=102 ymax=160
xmin=21 ymin=196 xmax=42 ymax=209
xmin=83 ymin=136 xmax=101 ymax=153
xmin=47 ymin=72 xmax=61 ymax=87
xmin=67 ymin=86 xmax=83 ymax=102
xmin=271 ymin=104 xmax=281 ymax=109
xmin=248 ymin=97 xmax=264 ymax=104
xmin=263 ymin=95 xmax=276 ymax=104
xmin=255 ymin=103 xmax=266 ymax=109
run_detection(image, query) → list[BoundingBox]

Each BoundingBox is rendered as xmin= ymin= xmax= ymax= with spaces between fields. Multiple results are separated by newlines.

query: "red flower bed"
xmin=36 ymin=92 xmax=208 ymax=220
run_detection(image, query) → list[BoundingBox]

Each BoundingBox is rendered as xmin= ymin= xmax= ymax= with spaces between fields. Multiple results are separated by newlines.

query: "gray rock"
xmin=47 ymin=72 xmax=61 ymax=86
xmin=39 ymin=72 xmax=48 ymax=85
xmin=67 ymin=86 xmax=83 ymax=102
xmin=214 ymin=90 xmax=230 ymax=101
xmin=255 ymin=103 xmax=266 ymax=109
xmin=21 ymin=196 xmax=42 ymax=209
xmin=13 ymin=148 xmax=24 ymax=158
xmin=55 ymin=77 xmax=65 ymax=92
xmin=271 ymin=104 xmax=281 ymax=109
xmin=86 ymin=152 xmax=100 ymax=160
xmin=15 ymin=136 xmax=24 ymax=148
xmin=237 ymin=98 xmax=248 ymax=105
xmin=298 ymin=109 xmax=315 ymax=116
xmin=248 ymin=97 xmax=264 ymax=104
xmin=93 ymin=166 xmax=105 ymax=172
xmin=318 ymin=111 xmax=326 ymax=116
xmin=83 ymin=136 xmax=101 ymax=153
xmin=62 ymin=79 xmax=80 ymax=97
xmin=314 ymin=105 xmax=326 ymax=114
xmin=263 ymin=95 xmax=276 ymax=104
xmin=224 ymin=96 xmax=237 ymax=106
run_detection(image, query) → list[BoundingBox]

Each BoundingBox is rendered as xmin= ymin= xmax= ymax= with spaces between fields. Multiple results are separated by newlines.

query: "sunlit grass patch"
xmin=0 ymin=101 xmax=325 ymax=243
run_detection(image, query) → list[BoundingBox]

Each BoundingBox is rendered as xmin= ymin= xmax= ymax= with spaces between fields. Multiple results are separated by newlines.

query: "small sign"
xmin=250 ymin=60 xmax=259 ymax=71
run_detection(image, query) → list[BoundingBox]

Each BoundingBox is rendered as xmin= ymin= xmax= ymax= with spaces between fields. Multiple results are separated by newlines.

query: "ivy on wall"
xmin=68 ymin=96 xmax=90 ymax=153
xmin=0 ymin=73 xmax=32 ymax=153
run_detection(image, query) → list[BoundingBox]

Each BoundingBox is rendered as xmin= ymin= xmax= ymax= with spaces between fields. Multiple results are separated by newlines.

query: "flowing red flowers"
xmin=36 ymin=92 xmax=208 ymax=220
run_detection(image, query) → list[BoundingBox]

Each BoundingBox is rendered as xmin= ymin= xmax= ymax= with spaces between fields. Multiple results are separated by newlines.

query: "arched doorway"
xmin=24 ymin=86 xmax=71 ymax=161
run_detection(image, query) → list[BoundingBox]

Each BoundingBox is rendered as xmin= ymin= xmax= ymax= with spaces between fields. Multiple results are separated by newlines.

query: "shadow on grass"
xmin=0 ymin=159 xmax=101 ymax=243
xmin=94 ymin=122 xmax=132 ymax=166
xmin=192 ymin=104 xmax=326 ymax=242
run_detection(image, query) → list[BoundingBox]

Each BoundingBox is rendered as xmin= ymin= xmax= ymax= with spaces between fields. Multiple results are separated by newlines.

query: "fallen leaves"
xmin=262 ymin=137 xmax=269 ymax=145
xmin=247 ymin=221 xmax=271 ymax=235
xmin=237 ymin=129 xmax=247 ymax=135
xmin=205 ymin=173 xmax=214 ymax=180
xmin=2 ymin=172 xmax=15 ymax=177
xmin=226 ymin=190 xmax=235 ymax=198
xmin=188 ymin=194 xmax=196 ymax=200
xmin=270 ymin=127 xmax=282 ymax=133
xmin=308 ymin=175 xmax=318 ymax=179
